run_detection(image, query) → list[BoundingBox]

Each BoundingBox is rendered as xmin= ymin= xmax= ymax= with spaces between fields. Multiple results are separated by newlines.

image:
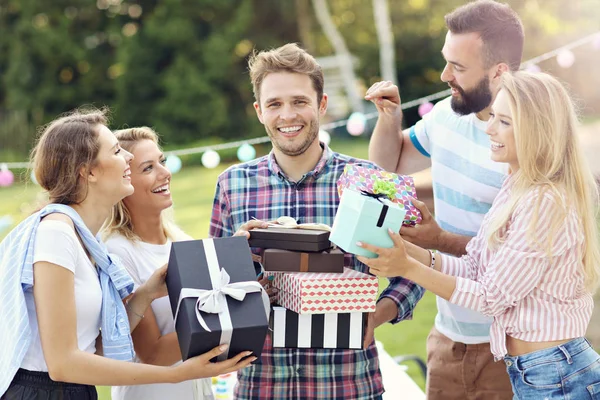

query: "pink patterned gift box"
xmin=265 ymin=268 xmax=378 ymax=314
xmin=336 ymin=164 xmax=422 ymax=226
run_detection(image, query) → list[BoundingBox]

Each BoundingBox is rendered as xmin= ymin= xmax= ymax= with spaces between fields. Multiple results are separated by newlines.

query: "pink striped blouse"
xmin=441 ymin=176 xmax=593 ymax=360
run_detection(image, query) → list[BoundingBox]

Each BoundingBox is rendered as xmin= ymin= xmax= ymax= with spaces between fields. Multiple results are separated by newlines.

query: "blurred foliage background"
xmin=1 ymin=0 xmax=600 ymax=163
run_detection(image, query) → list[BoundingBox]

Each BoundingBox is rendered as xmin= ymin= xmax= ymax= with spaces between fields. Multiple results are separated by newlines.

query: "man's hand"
xmin=363 ymin=312 xmax=376 ymax=348
xmin=401 ymin=197 xmax=443 ymax=250
xmin=233 ymin=219 xmax=270 ymax=239
xmin=362 ymin=298 xmax=401 ymax=348
xmin=258 ymin=274 xmax=278 ymax=304
xmin=365 ymin=81 xmax=402 ymax=122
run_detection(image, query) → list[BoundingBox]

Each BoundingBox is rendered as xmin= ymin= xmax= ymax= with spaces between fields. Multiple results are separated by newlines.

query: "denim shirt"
xmin=0 ymin=204 xmax=134 ymax=396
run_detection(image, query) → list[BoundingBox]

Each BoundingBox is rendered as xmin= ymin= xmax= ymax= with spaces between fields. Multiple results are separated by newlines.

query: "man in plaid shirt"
xmin=209 ymin=43 xmax=424 ymax=399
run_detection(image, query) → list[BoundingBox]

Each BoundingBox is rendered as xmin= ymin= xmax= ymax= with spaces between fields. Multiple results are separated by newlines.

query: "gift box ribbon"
xmin=360 ymin=190 xmax=389 ymax=228
xmin=174 ymin=239 xmax=270 ymax=361
xmin=261 ymin=216 xmax=332 ymax=232
xmin=297 ymin=250 xmax=337 ymax=272
xmin=299 ymin=252 xmax=309 ymax=272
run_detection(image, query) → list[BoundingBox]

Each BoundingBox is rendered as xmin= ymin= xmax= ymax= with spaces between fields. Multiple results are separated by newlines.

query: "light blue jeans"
xmin=504 ymin=337 xmax=600 ymax=399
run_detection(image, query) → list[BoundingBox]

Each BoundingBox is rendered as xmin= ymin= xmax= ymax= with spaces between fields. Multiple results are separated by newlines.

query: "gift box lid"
xmin=166 ymin=237 xmax=260 ymax=314
xmin=248 ymin=227 xmax=332 ymax=252
xmin=337 ymin=164 xmax=422 ymax=226
xmin=249 ymin=227 xmax=330 ymax=243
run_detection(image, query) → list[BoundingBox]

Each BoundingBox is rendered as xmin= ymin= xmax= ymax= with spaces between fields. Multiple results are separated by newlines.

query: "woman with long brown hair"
xmin=0 ymin=109 xmax=255 ymax=400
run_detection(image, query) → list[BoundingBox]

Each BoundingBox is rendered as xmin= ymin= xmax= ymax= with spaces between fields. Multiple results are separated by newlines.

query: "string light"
xmin=556 ymin=49 xmax=575 ymax=68
xmin=165 ymin=154 xmax=182 ymax=174
xmin=2 ymin=30 xmax=599 ymax=174
xmin=319 ymin=129 xmax=331 ymax=145
xmin=236 ymin=143 xmax=256 ymax=162
xmin=346 ymin=112 xmax=367 ymax=136
xmin=201 ymin=150 xmax=220 ymax=169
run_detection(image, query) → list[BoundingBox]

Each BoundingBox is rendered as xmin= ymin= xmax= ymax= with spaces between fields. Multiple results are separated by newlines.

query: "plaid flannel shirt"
xmin=209 ymin=143 xmax=424 ymax=400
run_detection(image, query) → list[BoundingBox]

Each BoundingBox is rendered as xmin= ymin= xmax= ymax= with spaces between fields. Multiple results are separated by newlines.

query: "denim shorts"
xmin=504 ymin=337 xmax=600 ymax=399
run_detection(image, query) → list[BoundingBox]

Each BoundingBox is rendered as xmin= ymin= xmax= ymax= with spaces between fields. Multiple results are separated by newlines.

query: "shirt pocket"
xmin=520 ymin=360 xmax=563 ymax=389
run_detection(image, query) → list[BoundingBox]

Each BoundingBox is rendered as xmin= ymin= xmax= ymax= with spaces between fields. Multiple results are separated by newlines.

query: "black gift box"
xmin=270 ymin=306 xmax=366 ymax=349
xmin=166 ymin=236 xmax=268 ymax=361
xmin=248 ymin=228 xmax=331 ymax=252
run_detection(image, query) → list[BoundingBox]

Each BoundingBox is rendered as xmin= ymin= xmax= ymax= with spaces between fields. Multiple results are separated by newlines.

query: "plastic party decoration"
xmin=346 ymin=112 xmax=366 ymax=136
xmin=237 ymin=143 xmax=256 ymax=162
xmin=201 ymin=150 xmax=220 ymax=169
xmin=593 ymin=33 xmax=600 ymax=50
xmin=319 ymin=129 xmax=331 ymax=146
xmin=337 ymin=164 xmax=422 ymax=226
xmin=556 ymin=50 xmax=575 ymax=68
xmin=165 ymin=154 xmax=182 ymax=174
xmin=417 ymin=102 xmax=434 ymax=117
xmin=0 ymin=164 xmax=14 ymax=187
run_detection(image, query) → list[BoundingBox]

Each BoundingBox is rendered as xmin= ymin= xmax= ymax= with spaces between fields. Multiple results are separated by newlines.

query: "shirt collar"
xmin=268 ymin=142 xmax=333 ymax=182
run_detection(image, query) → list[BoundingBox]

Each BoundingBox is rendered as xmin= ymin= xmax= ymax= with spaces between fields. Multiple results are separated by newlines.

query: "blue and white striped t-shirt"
xmin=410 ymin=97 xmax=508 ymax=344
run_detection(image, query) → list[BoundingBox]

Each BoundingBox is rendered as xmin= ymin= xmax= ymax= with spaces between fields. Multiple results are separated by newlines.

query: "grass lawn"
xmin=0 ymin=137 xmax=436 ymax=397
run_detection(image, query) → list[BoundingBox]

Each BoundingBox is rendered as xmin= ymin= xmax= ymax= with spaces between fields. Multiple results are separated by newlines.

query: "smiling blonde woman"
xmin=102 ymin=127 xmax=214 ymax=400
xmin=359 ymin=71 xmax=600 ymax=399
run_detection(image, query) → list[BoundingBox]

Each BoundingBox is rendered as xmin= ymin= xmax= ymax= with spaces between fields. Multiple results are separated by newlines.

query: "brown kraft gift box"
xmin=262 ymin=248 xmax=344 ymax=273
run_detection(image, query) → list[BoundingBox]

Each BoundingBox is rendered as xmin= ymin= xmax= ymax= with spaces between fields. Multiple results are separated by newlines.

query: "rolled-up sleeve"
xmin=378 ymin=277 xmax=425 ymax=324
xmin=209 ymin=177 xmax=234 ymax=238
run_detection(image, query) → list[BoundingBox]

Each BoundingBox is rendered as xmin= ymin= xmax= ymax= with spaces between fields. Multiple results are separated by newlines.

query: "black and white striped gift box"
xmin=271 ymin=306 xmax=366 ymax=349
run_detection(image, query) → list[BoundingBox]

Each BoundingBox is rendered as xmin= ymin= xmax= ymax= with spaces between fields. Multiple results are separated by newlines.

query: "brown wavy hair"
xmin=30 ymin=108 xmax=108 ymax=205
xmin=248 ymin=43 xmax=324 ymax=106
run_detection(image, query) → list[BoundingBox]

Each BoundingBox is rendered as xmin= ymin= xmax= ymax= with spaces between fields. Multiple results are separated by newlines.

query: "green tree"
xmin=113 ymin=0 xmax=299 ymax=144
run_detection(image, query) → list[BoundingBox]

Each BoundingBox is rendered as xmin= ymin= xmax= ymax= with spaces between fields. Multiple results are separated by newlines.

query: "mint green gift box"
xmin=330 ymin=189 xmax=407 ymax=258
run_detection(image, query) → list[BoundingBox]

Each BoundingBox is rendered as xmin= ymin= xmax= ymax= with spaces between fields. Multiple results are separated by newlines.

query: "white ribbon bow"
xmin=175 ymin=268 xmax=270 ymax=333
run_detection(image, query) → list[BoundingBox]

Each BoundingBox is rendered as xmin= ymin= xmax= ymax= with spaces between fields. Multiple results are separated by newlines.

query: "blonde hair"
xmin=248 ymin=43 xmax=324 ymax=105
xmin=101 ymin=126 xmax=187 ymax=242
xmin=486 ymin=71 xmax=600 ymax=292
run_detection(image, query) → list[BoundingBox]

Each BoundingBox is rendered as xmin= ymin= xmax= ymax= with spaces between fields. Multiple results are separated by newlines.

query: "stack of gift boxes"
xmin=163 ymin=165 xmax=422 ymax=361
xmin=249 ymin=227 xmax=378 ymax=349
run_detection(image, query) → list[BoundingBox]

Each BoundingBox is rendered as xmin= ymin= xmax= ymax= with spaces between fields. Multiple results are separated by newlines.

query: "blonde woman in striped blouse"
xmin=359 ymin=71 xmax=600 ymax=399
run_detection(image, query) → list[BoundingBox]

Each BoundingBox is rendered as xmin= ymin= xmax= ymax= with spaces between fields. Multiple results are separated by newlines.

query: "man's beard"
xmin=450 ymin=75 xmax=492 ymax=116
xmin=267 ymin=119 xmax=320 ymax=157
